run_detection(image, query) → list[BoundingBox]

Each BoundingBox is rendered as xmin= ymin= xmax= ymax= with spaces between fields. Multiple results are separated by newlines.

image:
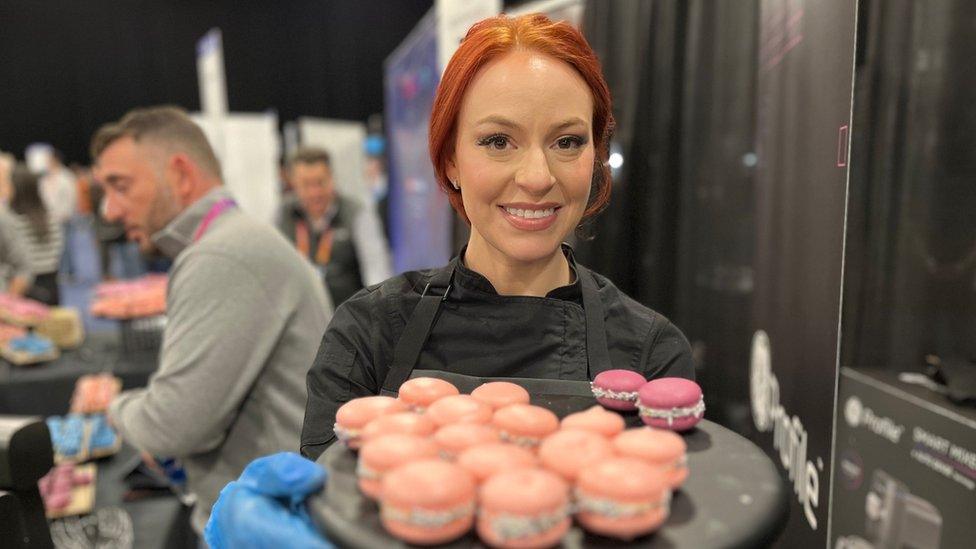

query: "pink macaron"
xmin=613 ymin=428 xmax=689 ymax=489
xmin=637 ymin=378 xmax=705 ymax=431
xmin=538 ymin=429 xmax=616 ymax=482
xmin=575 ymin=457 xmax=671 ymax=540
xmin=334 ymin=396 xmax=409 ymax=449
xmin=425 ymin=394 xmax=494 ymax=427
xmin=492 ymin=404 xmax=560 ymax=449
xmin=398 ymin=377 xmax=460 ymax=411
xmin=380 ymin=459 xmax=476 ymax=545
xmin=478 ymin=469 xmax=572 ymax=549
xmin=456 ymin=443 xmax=538 ymax=484
xmin=560 ymin=405 xmax=626 ymax=438
xmin=360 ymin=412 xmax=437 ymax=444
xmin=357 ymin=434 xmax=440 ymax=500
xmin=433 ymin=423 xmax=501 ymax=460
xmin=471 ymin=381 xmax=531 ymax=410
xmin=591 ymin=370 xmax=646 ymax=411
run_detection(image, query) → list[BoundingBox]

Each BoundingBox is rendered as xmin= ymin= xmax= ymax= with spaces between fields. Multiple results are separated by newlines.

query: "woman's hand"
xmin=205 ymin=452 xmax=333 ymax=549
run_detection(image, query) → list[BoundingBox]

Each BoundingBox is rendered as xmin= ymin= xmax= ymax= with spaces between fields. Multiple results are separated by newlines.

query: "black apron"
xmin=378 ymin=264 xmax=614 ymax=399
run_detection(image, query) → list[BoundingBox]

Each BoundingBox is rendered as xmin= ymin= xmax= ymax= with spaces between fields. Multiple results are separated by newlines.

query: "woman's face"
xmin=447 ymin=49 xmax=595 ymax=265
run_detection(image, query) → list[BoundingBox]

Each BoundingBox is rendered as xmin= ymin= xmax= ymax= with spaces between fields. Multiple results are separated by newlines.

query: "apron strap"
xmin=379 ymin=267 xmax=454 ymax=396
xmin=580 ymin=268 xmax=614 ymax=377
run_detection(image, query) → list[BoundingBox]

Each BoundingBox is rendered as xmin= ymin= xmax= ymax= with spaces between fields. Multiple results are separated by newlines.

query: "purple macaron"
xmin=637 ymin=378 xmax=705 ymax=431
xmin=591 ymin=370 xmax=647 ymax=411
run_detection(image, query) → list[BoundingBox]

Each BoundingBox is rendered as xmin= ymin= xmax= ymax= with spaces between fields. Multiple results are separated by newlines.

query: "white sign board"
xmin=297 ymin=117 xmax=369 ymax=205
xmin=435 ymin=0 xmax=501 ymax=74
xmin=193 ymin=112 xmax=281 ymax=227
xmin=196 ymin=28 xmax=228 ymax=160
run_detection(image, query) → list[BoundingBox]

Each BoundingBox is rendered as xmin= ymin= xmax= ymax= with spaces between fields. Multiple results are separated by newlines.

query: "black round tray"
xmin=309 ymin=392 xmax=788 ymax=549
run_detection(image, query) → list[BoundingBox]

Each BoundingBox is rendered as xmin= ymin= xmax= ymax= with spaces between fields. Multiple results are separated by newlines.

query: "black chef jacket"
xmin=300 ymin=246 xmax=694 ymax=459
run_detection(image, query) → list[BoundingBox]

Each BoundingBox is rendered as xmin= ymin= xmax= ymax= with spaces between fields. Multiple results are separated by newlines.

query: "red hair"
xmin=429 ymin=13 xmax=614 ymax=223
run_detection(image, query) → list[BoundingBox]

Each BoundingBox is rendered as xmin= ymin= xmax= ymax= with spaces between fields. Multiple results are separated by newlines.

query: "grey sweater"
xmin=108 ymin=188 xmax=332 ymax=533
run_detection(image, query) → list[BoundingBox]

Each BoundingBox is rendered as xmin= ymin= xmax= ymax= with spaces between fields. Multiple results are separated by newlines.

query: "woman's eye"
xmin=477 ymin=135 xmax=510 ymax=150
xmin=555 ymin=135 xmax=586 ymax=150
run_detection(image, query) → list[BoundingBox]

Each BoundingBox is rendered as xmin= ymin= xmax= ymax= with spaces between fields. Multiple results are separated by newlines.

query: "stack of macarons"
xmin=591 ymin=370 xmax=705 ymax=432
xmin=333 ymin=377 xmax=693 ymax=547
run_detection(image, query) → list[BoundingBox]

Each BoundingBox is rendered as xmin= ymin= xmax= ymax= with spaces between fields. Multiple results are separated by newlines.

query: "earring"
xmin=450 ymin=179 xmax=460 ymax=190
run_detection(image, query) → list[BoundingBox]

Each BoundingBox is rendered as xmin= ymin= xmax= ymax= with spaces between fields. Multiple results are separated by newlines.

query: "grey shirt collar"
xmin=151 ymin=187 xmax=233 ymax=259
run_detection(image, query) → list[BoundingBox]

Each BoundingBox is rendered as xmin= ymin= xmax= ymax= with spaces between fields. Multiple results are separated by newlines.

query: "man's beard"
xmin=140 ymin=181 xmax=181 ymax=254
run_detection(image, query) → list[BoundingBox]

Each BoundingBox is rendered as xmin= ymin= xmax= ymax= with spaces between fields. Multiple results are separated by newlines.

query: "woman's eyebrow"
xmin=474 ymin=115 xmax=520 ymax=129
xmin=551 ymin=117 xmax=588 ymax=131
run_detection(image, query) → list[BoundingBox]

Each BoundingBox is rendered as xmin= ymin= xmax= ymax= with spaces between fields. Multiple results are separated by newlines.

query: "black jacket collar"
xmin=447 ymin=244 xmax=582 ymax=302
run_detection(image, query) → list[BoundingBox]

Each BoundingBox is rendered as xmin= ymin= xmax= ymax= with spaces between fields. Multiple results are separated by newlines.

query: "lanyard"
xmin=192 ymin=198 xmax=236 ymax=242
xmin=295 ymin=220 xmax=335 ymax=265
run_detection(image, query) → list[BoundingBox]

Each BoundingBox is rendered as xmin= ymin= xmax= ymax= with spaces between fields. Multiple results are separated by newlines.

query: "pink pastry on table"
xmin=636 ymin=377 xmax=705 ymax=431
xmin=590 ymin=369 xmax=646 ymax=411
xmin=333 ymin=396 xmax=409 ymax=450
xmin=492 ymin=404 xmax=559 ymax=449
xmin=560 ymin=405 xmax=626 ymax=438
xmin=425 ymin=394 xmax=493 ymax=427
xmin=360 ymin=412 xmax=437 ymax=444
xmin=470 ymin=381 xmax=531 ymax=410
xmin=613 ymin=428 xmax=689 ymax=489
xmin=575 ymin=457 xmax=671 ymax=540
xmin=380 ymin=459 xmax=477 ymax=545
xmin=538 ymin=429 xmax=615 ymax=482
xmin=456 ymin=442 xmax=538 ymax=484
xmin=398 ymin=377 xmax=460 ymax=411
xmin=433 ymin=423 xmax=501 ymax=460
xmin=357 ymin=434 xmax=440 ymax=500
xmin=478 ymin=468 xmax=572 ymax=549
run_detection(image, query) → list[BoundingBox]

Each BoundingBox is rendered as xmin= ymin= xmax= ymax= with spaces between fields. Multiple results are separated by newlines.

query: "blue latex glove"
xmin=205 ymin=452 xmax=333 ymax=549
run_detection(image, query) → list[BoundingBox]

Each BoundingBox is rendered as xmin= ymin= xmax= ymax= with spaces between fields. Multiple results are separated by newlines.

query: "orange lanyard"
xmin=295 ymin=220 xmax=334 ymax=266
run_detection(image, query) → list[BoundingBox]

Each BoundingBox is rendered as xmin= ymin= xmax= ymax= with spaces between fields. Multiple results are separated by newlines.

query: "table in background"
xmin=92 ymin=444 xmax=198 ymax=549
xmin=0 ymin=332 xmax=158 ymax=416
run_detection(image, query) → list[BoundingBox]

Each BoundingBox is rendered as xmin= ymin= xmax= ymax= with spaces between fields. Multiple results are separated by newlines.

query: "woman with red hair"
xmin=300 ymin=12 xmax=693 ymax=458
xmin=207 ymin=14 xmax=694 ymax=545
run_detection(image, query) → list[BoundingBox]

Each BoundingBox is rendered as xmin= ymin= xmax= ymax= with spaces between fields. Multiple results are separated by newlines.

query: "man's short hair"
xmin=287 ymin=147 xmax=332 ymax=171
xmin=90 ymin=106 xmax=222 ymax=178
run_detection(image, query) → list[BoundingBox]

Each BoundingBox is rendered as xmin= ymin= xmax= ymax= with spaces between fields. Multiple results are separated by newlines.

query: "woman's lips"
xmin=499 ymin=204 xmax=559 ymax=231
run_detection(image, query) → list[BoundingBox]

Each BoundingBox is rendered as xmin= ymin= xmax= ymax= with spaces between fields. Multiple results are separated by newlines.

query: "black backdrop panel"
xmin=0 ymin=0 xmax=432 ymax=164
xmin=840 ymin=0 xmax=976 ymax=374
xmin=749 ymin=0 xmax=856 ymax=546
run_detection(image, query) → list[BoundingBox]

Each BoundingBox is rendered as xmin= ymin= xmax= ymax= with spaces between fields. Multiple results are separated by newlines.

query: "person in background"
xmin=0 ymin=152 xmax=14 ymax=205
xmin=0 ymin=156 xmax=33 ymax=296
xmin=206 ymin=13 xmax=693 ymax=547
xmin=39 ymin=150 xmax=78 ymax=280
xmin=8 ymin=165 xmax=64 ymax=305
xmin=278 ymin=147 xmax=392 ymax=307
xmin=91 ymin=106 xmax=331 ymax=540
xmin=363 ymin=133 xmax=391 ymax=239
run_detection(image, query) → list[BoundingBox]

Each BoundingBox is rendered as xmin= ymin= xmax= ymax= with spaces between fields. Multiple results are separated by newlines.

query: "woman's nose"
xmin=514 ymin=147 xmax=556 ymax=193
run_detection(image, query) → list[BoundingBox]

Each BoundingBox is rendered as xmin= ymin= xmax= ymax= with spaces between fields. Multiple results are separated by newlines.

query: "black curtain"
xmin=841 ymin=0 xmax=976 ymax=370
xmin=578 ymin=0 xmax=688 ymax=316
xmin=580 ymin=1 xmax=759 ymax=430
xmin=0 ymin=1 xmax=432 ymax=165
xmin=674 ymin=2 xmax=759 ymax=433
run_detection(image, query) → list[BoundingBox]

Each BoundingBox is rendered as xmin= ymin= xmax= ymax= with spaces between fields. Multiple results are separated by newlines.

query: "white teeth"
xmin=504 ymin=207 xmax=555 ymax=219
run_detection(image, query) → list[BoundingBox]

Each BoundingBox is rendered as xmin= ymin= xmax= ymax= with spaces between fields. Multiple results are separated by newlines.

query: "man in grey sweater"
xmin=92 ymin=106 xmax=331 ymax=536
